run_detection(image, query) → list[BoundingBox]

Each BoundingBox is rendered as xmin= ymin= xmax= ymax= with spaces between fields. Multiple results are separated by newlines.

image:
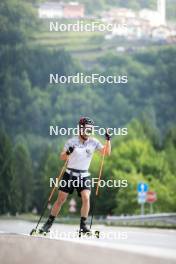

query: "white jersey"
xmin=64 ymin=136 xmax=103 ymax=170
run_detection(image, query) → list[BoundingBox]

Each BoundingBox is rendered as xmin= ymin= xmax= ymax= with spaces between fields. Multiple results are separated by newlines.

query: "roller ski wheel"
xmin=94 ymin=230 xmax=100 ymax=238
xmin=78 ymin=230 xmax=91 ymax=237
xmin=30 ymin=229 xmax=37 ymax=236
xmin=38 ymin=231 xmax=47 ymax=236
xmin=78 ymin=229 xmax=100 ymax=238
xmin=38 ymin=229 xmax=49 ymax=236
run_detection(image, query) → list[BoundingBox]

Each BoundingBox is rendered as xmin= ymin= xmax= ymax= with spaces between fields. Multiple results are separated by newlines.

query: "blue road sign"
xmin=137 ymin=182 xmax=149 ymax=193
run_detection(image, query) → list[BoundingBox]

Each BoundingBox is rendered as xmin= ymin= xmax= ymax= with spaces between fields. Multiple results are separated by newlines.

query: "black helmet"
xmin=79 ymin=117 xmax=94 ymax=127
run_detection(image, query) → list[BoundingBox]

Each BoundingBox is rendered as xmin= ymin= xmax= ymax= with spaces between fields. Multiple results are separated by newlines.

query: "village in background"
xmin=37 ymin=0 xmax=176 ymax=45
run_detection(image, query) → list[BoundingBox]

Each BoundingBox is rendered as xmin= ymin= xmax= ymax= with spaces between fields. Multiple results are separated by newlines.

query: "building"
xmin=38 ymin=2 xmax=63 ymax=19
xmin=151 ymin=26 xmax=172 ymax=41
xmin=63 ymin=2 xmax=84 ymax=18
xmin=139 ymin=9 xmax=162 ymax=27
xmin=38 ymin=1 xmax=85 ymax=19
xmin=139 ymin=0 xmax=166 ymax=27
xmin=102 ymin=8 xmax=136 ymax=23
xmin=109 ymin=8 xmax=136 ymax=19
xmin=102 ymin=0 xmax=169 ymax=41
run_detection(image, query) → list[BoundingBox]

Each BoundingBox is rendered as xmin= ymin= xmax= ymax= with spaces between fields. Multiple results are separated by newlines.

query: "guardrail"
xmin=106 ymin=213 xmax=176 ymax=225
xmin=3 ymin=213 xmax=175 ymax=226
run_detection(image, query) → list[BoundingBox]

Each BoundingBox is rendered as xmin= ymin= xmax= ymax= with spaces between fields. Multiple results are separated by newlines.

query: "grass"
xmin=29 ymin=19 xmax=112 ymax=63
xmin=31 ymin=30 xmax=105 ymax=50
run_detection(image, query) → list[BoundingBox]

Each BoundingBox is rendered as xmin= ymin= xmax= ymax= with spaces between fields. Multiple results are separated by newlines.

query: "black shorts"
xmin=59 ymin=171 xmax=91 ymax=197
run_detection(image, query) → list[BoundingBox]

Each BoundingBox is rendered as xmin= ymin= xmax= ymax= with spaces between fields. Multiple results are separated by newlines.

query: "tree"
xmin=0 ymin=128 xmax=23 ymax=215
xmin=0 ymin=0 xmax=36 ymax=46
xmin=13 ymin=143 xmax=34 ymax=213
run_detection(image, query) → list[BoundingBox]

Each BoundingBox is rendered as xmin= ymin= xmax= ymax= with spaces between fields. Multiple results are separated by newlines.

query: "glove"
xmin=66 ymin=146 xmax=74 ymax=155
xmin=105 ymin=129 xmax=111 ymax=141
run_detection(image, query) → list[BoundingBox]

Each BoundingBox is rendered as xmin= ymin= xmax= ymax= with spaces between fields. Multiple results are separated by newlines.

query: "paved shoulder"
xmin=0 ymin=233 xmax=176 ymax=264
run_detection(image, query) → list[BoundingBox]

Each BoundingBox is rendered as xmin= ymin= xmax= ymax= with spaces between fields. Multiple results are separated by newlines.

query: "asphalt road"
xmin=0 ymin=219 xmax=176 ymax=264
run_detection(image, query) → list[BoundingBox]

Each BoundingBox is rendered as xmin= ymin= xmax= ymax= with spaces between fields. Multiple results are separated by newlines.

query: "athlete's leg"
xmin=39 ymin=191 xmax=68 ymax=233
xmin=51 ymin=190 xmax=68 ymax=216
xmin=80 ymin=189 xmax=91 ymax=232
xmin=80 ymin=189 xmax=91 ymax=217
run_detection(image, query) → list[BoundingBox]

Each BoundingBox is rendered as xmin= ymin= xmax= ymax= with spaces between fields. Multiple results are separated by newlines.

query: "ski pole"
xmin=30 ymin=158 xmax=68 ymax=234
xmin=90 ymin=141 xmax=107 ymax=229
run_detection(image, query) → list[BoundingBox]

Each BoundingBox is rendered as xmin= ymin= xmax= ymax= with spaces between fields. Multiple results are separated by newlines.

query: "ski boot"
xmin=79 ymin=217 xmax=91 ymax=237
xmin=78 ymin=217 xmax=100 ymax=238
xmin=38 ymin=215 xmax=55 ymax=236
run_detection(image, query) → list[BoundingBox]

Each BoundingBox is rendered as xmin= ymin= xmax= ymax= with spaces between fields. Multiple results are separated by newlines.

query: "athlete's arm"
xmin=60 ymin=151 xmax=68 ymax=160
xmin=60 ymin=146 xmax=74 ymax=160
xmin=100 ymin=140 xmax=111 ymax=156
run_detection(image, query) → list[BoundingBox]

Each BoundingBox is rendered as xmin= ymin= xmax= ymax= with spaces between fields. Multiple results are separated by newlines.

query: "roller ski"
xmin=30 ymin=228 xmax=47 ymax=237
xmin=30 ymin=226 xmax=49 ymax=237
xmin=30 ymin=215 xmax=55 ymax=236
xmin=78 ymin=217 xmax=100 ymax=238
